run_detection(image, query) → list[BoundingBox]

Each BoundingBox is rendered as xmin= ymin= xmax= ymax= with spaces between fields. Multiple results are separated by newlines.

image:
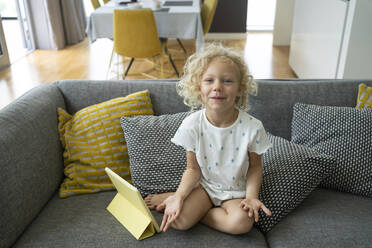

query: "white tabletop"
xmin=86 ymin=0 xmax=204 ymax=51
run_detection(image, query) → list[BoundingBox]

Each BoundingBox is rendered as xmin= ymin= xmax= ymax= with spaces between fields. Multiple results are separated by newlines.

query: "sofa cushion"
xmin=291 ymin=103 xmax=372 ymax=197
xmin=13 ymin=192 xmax=268 ymax=248
xmin=266 ymin=188 xmax=372 ymax=248
xmin=120 ymin=112 xmax=191 ymax=197
xmin=255 ymin=134 xmax=335 ymax=233
xmin=58 ymin=90 xmax=153 ymax=198
xmin=356 ymin=83 xmax=372 ymax=109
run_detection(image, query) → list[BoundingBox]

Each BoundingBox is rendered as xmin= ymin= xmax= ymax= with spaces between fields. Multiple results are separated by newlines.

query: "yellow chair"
xmin=112 ymin=9 xmax=179 ymax=79
xmin=201 ymin=0 xmax=218 ymax=35
xmin=174 ymin=0 xmax=218 ymax=54
xmin=90 ymin=0 xmax=109 ymax=10
xmin=90 ymin=0 xmax=101 ymax=9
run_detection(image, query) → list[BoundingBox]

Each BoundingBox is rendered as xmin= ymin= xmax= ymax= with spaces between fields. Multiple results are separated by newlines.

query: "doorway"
xmin=82 ymin=0 xmax=94 ymax=16
xmin=247 ymin=0 xmax=277 ymax=31
xmin=0 ymin=16 xmax=9 ymax=69
xmin=0 ymin=0 xmax=33 ymax=64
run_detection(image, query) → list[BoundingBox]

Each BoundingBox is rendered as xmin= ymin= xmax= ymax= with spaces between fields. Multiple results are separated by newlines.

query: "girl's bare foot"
xmin=145 ymin=192 xmax=174 ymax=211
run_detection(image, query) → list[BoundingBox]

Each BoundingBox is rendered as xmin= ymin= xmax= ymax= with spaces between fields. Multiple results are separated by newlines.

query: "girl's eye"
xmin=203 ymin=78 xmax=214 ymax=83
xmin=224 ymin=79 xmax=233 ymax=84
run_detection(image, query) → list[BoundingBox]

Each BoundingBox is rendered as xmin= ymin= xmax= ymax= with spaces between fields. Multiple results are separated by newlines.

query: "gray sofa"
xmin=1 ymin=79 xmax=372 ymax=248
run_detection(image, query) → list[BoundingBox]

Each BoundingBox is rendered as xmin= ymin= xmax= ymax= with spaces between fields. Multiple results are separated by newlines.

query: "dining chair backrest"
xmin=113 ymin=9 xmax=162 ymax=58
xmin=91 ymin=0 xmax=109 ymax=9
xmin=201 ymin=0 xmax=218 ymax=35
xmin=90 ymin=0 xmax=101 ymax=9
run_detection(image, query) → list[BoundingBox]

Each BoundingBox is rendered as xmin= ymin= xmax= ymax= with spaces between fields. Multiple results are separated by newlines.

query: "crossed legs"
xmin=201 ymin=198 xmax=254 ymax=234
xmin=145 ymin=186 xmax=254 ymax=235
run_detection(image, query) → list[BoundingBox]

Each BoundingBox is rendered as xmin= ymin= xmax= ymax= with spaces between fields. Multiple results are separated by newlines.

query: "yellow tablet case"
xmin=105 ymin=168 xmax=160 ymax=240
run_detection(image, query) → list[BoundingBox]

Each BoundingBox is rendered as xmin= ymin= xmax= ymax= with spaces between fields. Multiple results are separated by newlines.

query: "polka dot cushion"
xmin=255 ymin=133 xmax=335 ymax=234
xmin=120 ymin=112 xmax=191 ymax=197
xmin=291 ymin=103 xmax=372 ymax=197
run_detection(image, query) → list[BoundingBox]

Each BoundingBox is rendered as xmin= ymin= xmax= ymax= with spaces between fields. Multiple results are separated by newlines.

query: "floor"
xmin=0 ymin=31 xmax=296 ymax=109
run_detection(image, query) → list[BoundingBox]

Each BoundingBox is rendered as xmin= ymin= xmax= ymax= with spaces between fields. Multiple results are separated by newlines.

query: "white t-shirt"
xmin=171 ymin=109 xmax=272 ymax=206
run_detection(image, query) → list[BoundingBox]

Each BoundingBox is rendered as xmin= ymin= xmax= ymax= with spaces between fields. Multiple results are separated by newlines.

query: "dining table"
xmin=86 ymin=0 xmax=204 ymax=51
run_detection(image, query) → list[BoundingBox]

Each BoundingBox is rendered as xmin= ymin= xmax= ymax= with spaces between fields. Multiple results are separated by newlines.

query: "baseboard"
xmin=205 ymin=33 xmax=247 ymax=40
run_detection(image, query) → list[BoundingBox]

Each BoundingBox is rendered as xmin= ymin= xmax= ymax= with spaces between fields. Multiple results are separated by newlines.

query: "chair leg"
xmin=160 ymin=55 xmax=164 ymax=78
xmin=116 ymin=53 xmax=120 ymax=80
xmin=123 ymin=58 xmax=135 ymax=79
xmin=107 ymin=47 xmax=114 ymax=79
xmin=160 ymin=38 xmax=179 ymax=77
xmin=176 ymin=38 xmax=187 ymax=54
xmin=168 ymin=54 xmax=179 ymax=78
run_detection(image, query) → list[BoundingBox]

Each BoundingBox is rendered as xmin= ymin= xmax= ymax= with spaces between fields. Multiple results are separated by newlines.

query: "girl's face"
xmin=199 ymin=58 xmax=241 ymax=113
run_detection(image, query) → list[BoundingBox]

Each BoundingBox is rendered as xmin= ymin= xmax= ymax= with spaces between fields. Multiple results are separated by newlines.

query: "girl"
xmin=145 ymin=43 xmax=272 ymax=234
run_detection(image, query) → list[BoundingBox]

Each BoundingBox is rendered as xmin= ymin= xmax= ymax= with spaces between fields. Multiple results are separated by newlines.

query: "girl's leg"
xmin=201 ymin=198 xmax=254 ymax=235
xmin=145 ymin=192 xmax=174 ymax=210
xmin=145 ymin=184 xmax=204 ymax=211
xmin=170 ymin=185 xmax=213 ymax=230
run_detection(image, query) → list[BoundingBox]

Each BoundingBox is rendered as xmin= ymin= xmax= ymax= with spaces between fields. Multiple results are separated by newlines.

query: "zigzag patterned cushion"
xmin=356 ymin=83 xmax=372 ymax=109
xmin=120 ymin=112 xmax=191 ymax=197
xmin=58 ymin=90 xmax=153 ymax=198
xmin=255 ymin=134 xmax=335 ymax=234
xmin=291 ymin=103 xmax=372 ymax=197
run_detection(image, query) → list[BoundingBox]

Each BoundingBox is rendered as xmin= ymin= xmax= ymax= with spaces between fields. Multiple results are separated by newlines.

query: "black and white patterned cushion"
xmin=255 ymin=134 xmax=335 ymax=234
xmin=291 ymin=103 xmax=372 ymax=197
xmin=120 ymin=112 xmax=191 ymax=197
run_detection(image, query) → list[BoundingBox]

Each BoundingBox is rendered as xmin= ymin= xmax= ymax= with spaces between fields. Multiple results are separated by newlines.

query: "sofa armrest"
xmin=0 ymin=83 xmax=66 ymax=248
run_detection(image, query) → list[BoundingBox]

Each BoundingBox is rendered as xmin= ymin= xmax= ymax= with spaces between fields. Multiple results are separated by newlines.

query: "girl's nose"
xmin=213 ymin=81 xmax=223 ymax=91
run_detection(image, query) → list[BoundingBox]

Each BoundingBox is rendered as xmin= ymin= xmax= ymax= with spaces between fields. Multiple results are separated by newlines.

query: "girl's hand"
xmin=158 ymin=194 xmax=183 ymax=232
xmin=239 ymin=198 xmax=272 ymax=222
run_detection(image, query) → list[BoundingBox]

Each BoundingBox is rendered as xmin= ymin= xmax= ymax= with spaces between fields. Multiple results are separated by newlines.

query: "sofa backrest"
xmin=57 ymin=79 xmax=189 ymax=116
xmin=250 ymin=79 xmax=372 ymax=139
xmin=58 ymin=79 xmax=372 ymax=140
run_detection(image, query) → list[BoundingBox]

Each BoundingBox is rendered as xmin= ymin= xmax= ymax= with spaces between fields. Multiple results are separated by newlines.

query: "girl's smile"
xmin=210 ymin=96 xmax=226 ymax=101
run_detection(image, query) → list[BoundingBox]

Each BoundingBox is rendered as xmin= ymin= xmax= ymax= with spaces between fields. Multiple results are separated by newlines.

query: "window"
xmin=247 ymin=0 xmax=277 ymax=31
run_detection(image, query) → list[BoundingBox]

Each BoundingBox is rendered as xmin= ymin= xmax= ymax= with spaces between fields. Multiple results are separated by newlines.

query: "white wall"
xmin=272 ymin=0 xmax=295 ymax=46
xmin=337 ymin=0 xmax=372 ymax=78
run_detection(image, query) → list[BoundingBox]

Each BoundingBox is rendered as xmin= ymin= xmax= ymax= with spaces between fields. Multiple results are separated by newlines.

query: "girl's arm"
xmin=240 ymin=151 xmax=272 ymax=222
xmin=159 ymin=151 xmax=201 ymax=231
xmin=175 ymin=151 xmax=202 ymax=200
xmin=245 ymin=152 xmax=263 ymax=199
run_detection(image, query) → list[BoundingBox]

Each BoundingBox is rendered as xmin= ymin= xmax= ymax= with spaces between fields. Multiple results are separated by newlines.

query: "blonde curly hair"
xmin=177 ymin=43 xmax=257 ymax=111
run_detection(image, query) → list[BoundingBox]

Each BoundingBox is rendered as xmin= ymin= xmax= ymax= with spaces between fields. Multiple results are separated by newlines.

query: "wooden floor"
xmin=0 ymin=32 xmax=296 ymax=109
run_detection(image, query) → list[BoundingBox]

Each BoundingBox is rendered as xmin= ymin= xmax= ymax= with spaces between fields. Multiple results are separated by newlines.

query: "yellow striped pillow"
xmin=58 ymin=90 xmax=154 ymax=198
xmin=356 ymin=83 xmax=372 ymax=109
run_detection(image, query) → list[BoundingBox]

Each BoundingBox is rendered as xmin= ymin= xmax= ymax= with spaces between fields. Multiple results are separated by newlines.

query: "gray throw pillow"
xmin=255 ymin=133 xmax=335 ymax=234
xmin=120 ymin=112 xmax=191 ymax=197
xmin=291 ymin=103 xmax=372 ymax=197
